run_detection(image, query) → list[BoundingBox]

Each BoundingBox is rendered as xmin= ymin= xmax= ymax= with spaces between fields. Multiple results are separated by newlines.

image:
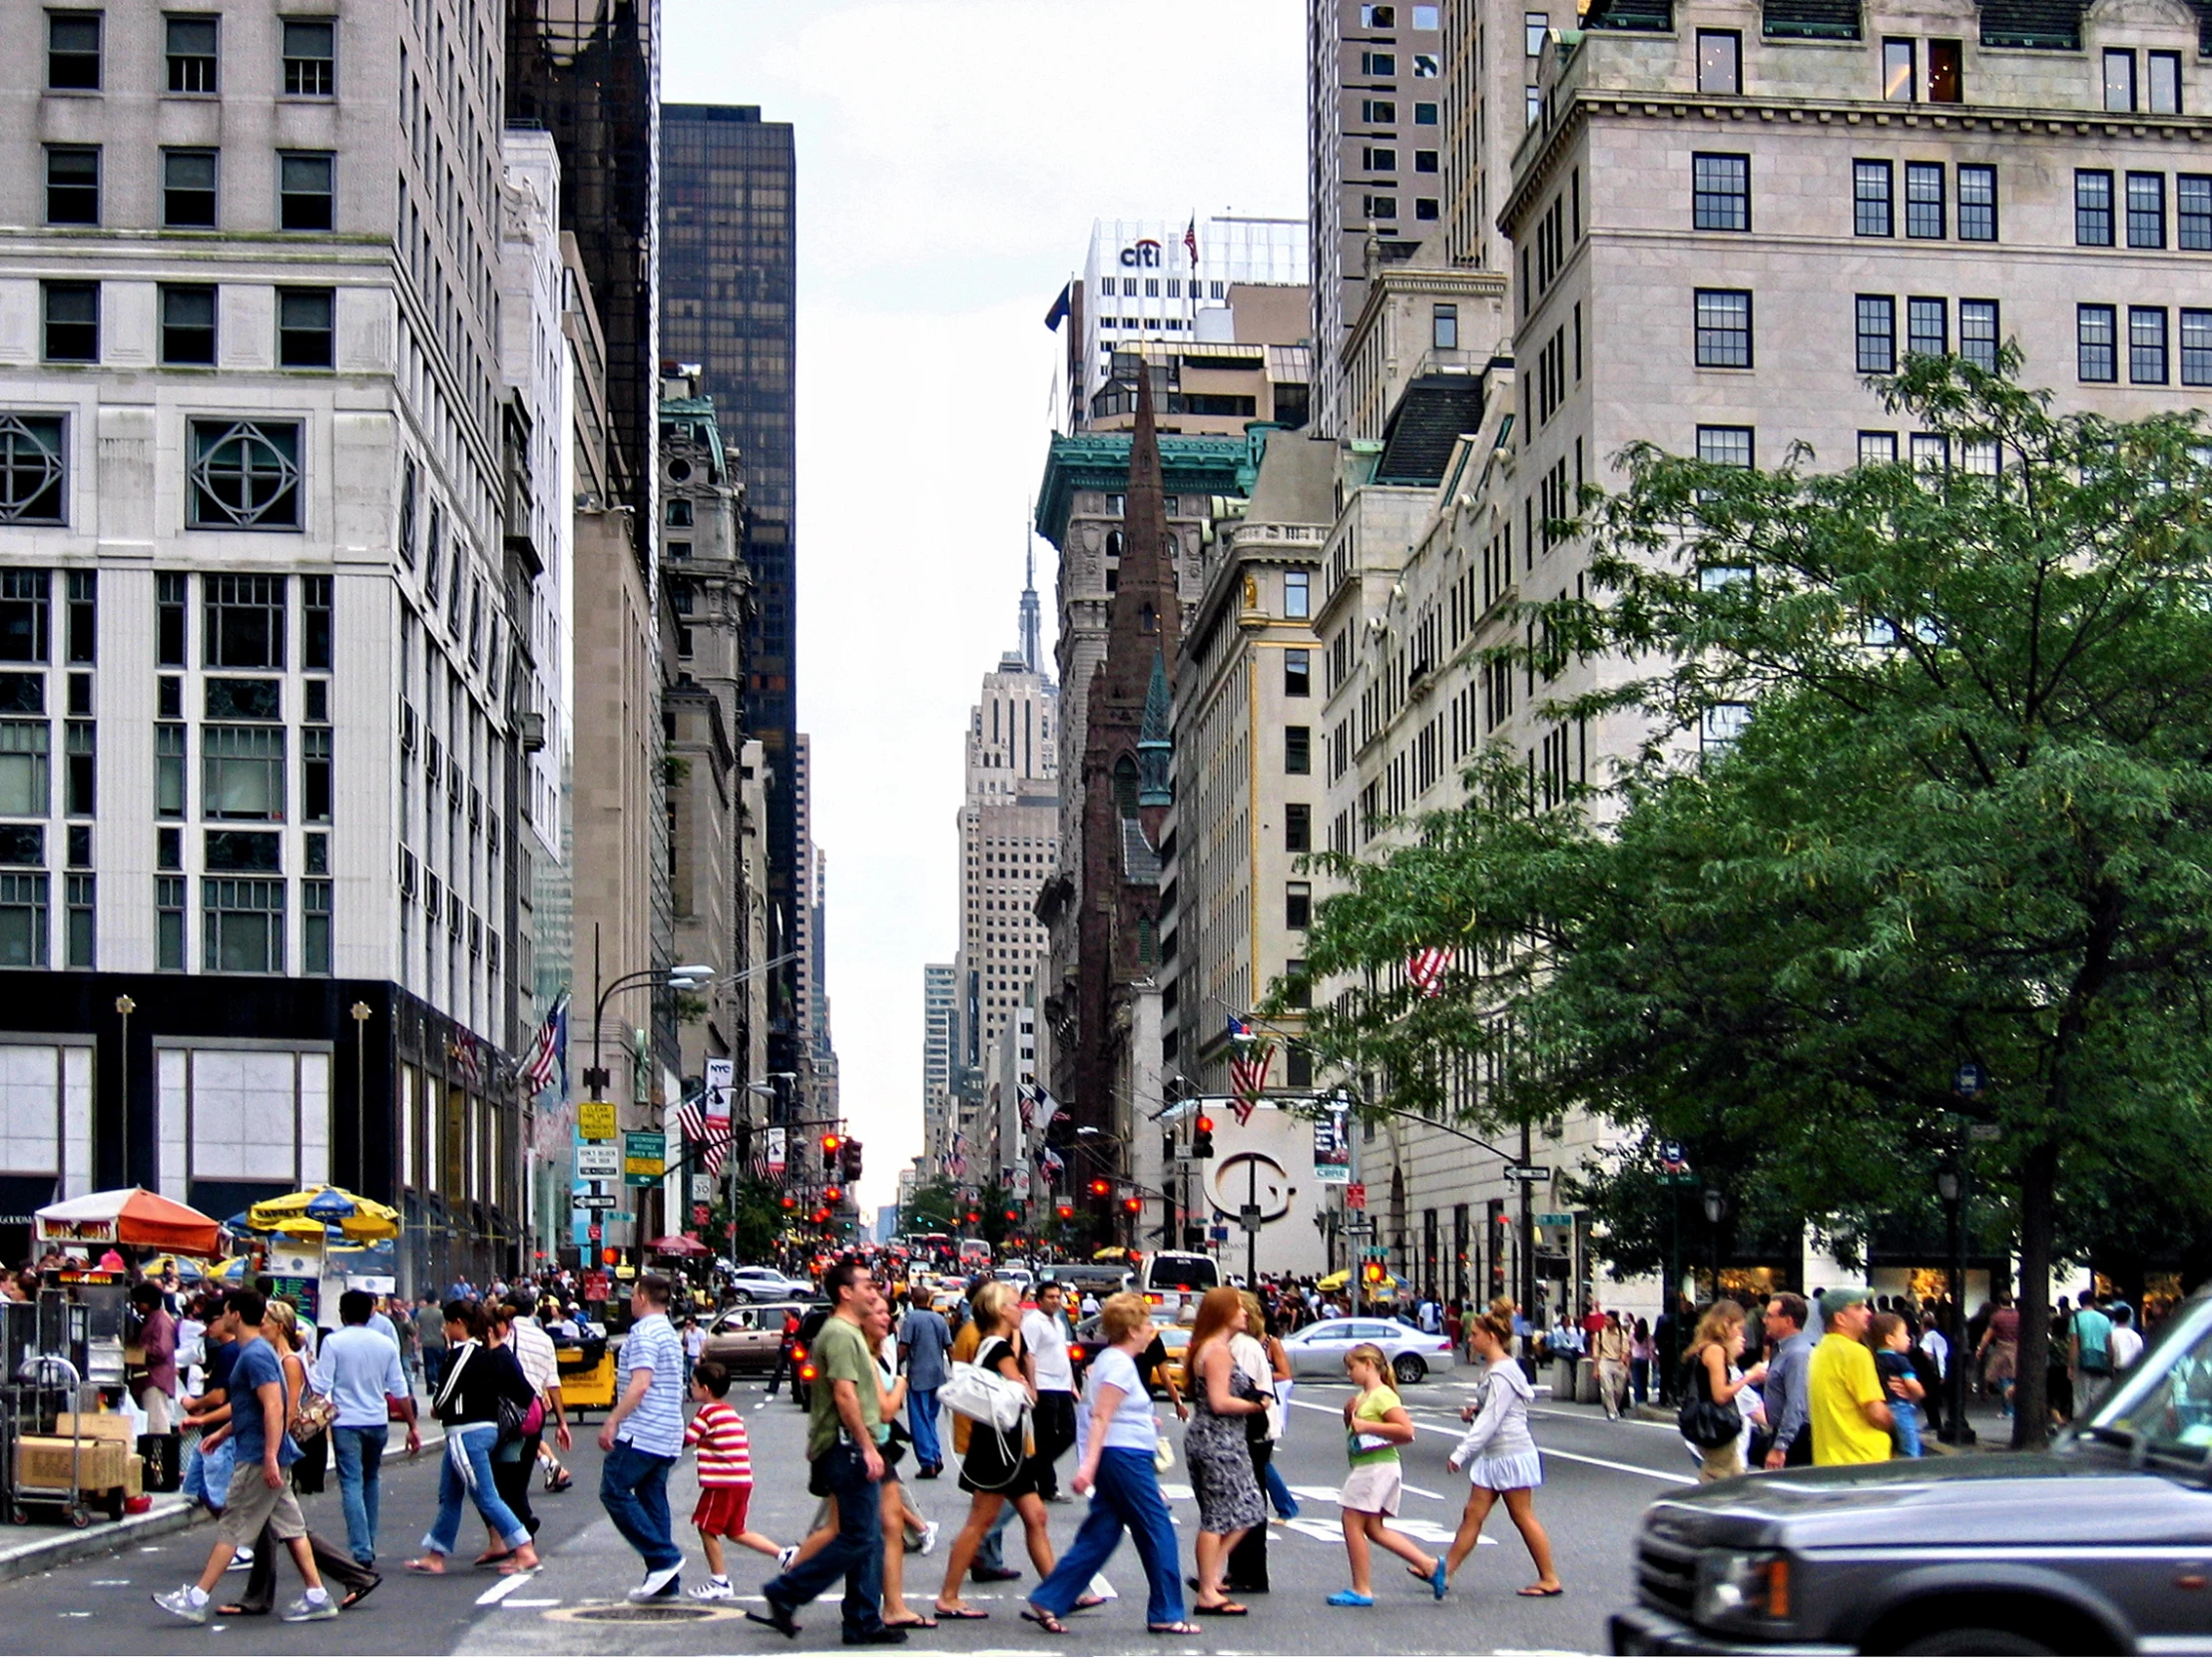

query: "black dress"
xmin=957 ymin=1336 xmax=1036 ymax=1497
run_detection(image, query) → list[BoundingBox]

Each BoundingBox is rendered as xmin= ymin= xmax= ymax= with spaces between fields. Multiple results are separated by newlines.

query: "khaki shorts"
xmin=217 ymin=1464 xmax=306 ymax=1548
xmin=137 ymin=1384 xmax=174 ymax=1435
xmin=1339 ymin=1459 xmax=1402 ymax=1515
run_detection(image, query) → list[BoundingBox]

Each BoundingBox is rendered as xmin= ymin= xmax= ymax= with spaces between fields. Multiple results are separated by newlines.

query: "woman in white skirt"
xmin=1438 ymin=1313 xmax=1562 ymax=1598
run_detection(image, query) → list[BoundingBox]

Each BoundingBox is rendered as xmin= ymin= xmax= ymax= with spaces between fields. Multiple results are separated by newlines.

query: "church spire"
xmin=1103 ymin=352 xmax=1178 ymax=692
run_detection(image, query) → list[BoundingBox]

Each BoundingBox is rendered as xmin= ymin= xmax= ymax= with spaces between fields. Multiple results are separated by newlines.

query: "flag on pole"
xmin=1227 ymin=1013 xmax=1254 ymax=1044
xmin=676 ymin=1098 xmax=732 ymax=1179
xmin=1229 ymin=1043 xmax=1275 ymax=1125
xmin=1407 ymin=946 xmax=1451 ymax=997
xmin=1025 ymin=1083 xmax=1061 ymax=1140
xmin=522 ymin=990 xmax=569 ymax=1095
xmin=1036 ymin=1143 xmax=1065 ymax=1179
xmin=1185 ymin=215 xmax=1200 ymax=272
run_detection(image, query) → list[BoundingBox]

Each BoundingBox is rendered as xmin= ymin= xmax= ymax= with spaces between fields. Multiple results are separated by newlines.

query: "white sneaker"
xmin=919 ymin=1521 xmax=940 ymax=1557
xmin=280 ymin=1592 xmax=338 ymax=1622
xmin=628 ymin=1560 xmax=684 ymax=1603
xmin=153 ymin=1587 xmax=207 ymax=1624
xmin=687 ymin=1580 xmax=735 ymax=1602
xmin=776 ymin=1544 xmax=799 ymax=1571
xmin=226 ymin=1547 xmax=255 ymax=1572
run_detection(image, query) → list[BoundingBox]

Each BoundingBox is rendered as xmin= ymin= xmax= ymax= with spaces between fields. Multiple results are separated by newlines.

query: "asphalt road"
xmin=1 ymin=1373 xmax=1694 ymax=1655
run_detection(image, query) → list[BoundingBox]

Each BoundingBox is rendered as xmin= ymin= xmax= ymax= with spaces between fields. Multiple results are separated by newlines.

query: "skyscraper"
xmin=660 ymin=104 xmax=802 ymax=1085
xmin=921 ymin=962 xmax=956 ymax=1165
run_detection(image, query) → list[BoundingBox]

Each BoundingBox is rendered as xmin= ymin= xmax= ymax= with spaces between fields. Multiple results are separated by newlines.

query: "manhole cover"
xmin=545 ymin=1602 xmax=738 ymax=1625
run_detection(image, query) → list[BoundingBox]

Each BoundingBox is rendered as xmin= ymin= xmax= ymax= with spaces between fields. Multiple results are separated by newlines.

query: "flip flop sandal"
xmin=883 ymin=1616 xmax=937 ymax=1629
xmin=931 ymin=1605 xmax=990 ymax=1619
xmin=1148 ymin=1620 xmax=1204 ymax=1634
xmin=339 ymin=1581 xmax=381 ymax=1611
xmin=1020 ymin=1608 xmax=1071 ymax=1635
xmin=1195 ymin=1600 xmax=1249 ymax=1616
xmin=1518 ymin=1584 xmax=1566 ymax=1597
xmin=473 ymin=1550 xmax=513 ymax=1568
xmin=1072 ymin=1593 xmax=1106 ymax=1610
xmin=402 ymin=1559 xmax=446 ymax=1575
xmin=496 ymin=1558 xmax=540 ymax=1576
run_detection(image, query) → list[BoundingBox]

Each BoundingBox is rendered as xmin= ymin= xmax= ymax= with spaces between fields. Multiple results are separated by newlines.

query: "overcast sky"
xmin=661 ymin=1 xmax=1305 ymax=1213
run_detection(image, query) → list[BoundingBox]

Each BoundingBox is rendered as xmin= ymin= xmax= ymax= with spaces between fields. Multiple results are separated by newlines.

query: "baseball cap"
xmin=1819 ymin=1286 xmax=1873 ymax=1320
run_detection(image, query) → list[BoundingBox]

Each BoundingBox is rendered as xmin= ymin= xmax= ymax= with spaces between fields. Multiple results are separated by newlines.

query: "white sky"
xmin=662 ymin=1 xmax=1305 ymax=1212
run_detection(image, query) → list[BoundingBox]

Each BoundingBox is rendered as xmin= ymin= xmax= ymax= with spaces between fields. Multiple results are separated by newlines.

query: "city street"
xmin=0 ymin=1380 xmax=1685 ymax=1656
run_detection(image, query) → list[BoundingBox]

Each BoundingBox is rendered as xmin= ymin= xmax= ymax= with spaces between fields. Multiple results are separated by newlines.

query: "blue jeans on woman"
xmin=1027 ymin=1445 xmax=1186 ymax=1627
xmin=422 ymin=1422 xmax=531 ymax=1556
xmin=1263 ymin=1457 xmax=1300 ymax=1518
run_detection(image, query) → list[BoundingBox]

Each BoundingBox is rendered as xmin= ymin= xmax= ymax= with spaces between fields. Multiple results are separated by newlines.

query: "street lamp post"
xmin=349 ymin=1000 xmax=372 ymax=1192
xmin=113 ymin=995 xmax=133 ymax=1187
xmin=1702 ymin=1188 xmax=1728 ymax=1303
xmin=1936 ymin=1161 xmax=1975 ymax=1445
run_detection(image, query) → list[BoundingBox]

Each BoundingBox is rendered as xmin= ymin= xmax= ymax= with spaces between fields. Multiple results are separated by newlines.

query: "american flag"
xmin=521 ymin=990 xmax=569 ymax=1096
xmin=1228 ymin=1044 xmax=1275 ymax=1125
xmin=1035 ymin=1142 xmax=1065 ymax=1179
xmin=676 ymin=1099 xmax=732 ymax=1178
xmin=1407 ymin=946 xmax=1451 ymax=998
xmin=1024 ymin=1083 xmax=1061 ymax=1139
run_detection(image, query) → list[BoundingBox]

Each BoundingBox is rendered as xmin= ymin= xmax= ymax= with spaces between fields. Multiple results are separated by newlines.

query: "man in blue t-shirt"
xmin=155 ymin=1290 xmax=336 ymax=1624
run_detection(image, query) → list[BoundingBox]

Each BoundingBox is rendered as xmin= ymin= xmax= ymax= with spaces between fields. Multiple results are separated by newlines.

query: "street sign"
xmin=692 ymin=1204 xmax=711 ymax=1226
xmin=579 ymin=1101 xmax=618 ymax=1142
xmin=624 ymin=1131 xmax=666 ymax=1187
xmin=575 ymin=1193 xmax=617 ymax=1211
xmin=1660 ymin=1140 xmax=1689 ymax=1173
xmin=1535 ymin=1211 xmax=1576 ymax=1228
xmin=1954 ymin=1062 xmax=1985 ymax=1098
xmin=1344 ymin=1220 xmax=1377 ymax=1236
xmin=1503 ymin=1163 xmax=1552 ymax=1182
xmin=690 ymin=1174 xmax=715 ymax=1201
xmin=1208 ymin=1225 xmax=1230 ymax=1243
xmin=1346 ymin=1182 xmax=1367 ymax=1211
xmin=575 ymin=1145 xmax=620 ymax=1178
xmin=1239 ymin=1204 xmax=1265 ymax=1233
xmin=1968 ymin=1122 xmax=2002 ymax=1142
xmin=587 ymin=1222 xmax=603 ymax=1242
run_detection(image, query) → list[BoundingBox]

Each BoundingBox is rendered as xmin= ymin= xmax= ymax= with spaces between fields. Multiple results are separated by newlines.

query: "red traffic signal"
xmin=781 ymin=1195 xmax=797 ymax=1211
xmin=966 ymin=1209 xmax=981 ymax=1223
xmin=1088 ymin=1178 xmax=1112 ymax=1199
xmin=826 ymin=1185 xmax=843 ymax=1204
xmin=1003 ymin=1208 xmax=1018 ymax=1222
xmin=1121 ymin=1197 xmax=1142 ymax=1215
xmin=1056 ymin=1203 xmax=1074 ymax=1221
xmin=1195 ymin=1115 xmax=1215 ymax=1134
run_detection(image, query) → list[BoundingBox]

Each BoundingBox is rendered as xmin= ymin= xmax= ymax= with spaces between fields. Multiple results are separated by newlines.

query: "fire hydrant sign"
xmin=623 ymin=1132 xmax=666 ymax=1186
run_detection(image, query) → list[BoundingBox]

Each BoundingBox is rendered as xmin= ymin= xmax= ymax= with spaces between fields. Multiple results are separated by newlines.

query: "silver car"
xmin=725 ymin=1265 xmax=813 ymax=1302
xmin=1282 ymin=1317 xmax=1458 ymax=1384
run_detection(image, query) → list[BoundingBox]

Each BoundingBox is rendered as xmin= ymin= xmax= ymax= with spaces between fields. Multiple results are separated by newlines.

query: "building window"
xmin=159 ymin=148 xmax=219 ymax=230
xmin=1285 ymin=648 xmax=1311 ymax=697
xmin=1958 ymin=165 xmax=1997 ymax=242
xmin=1526 ymin=86 xmax=1542 ymax=126
xmin=1694 ymin=288 xmax=1752 ymax=368
xmin=203 ymin=726 xmax=284 ymax=821
xmin=0 ymin=417 xmax=66 ymax=526
xmin=1432 ymin=302 xmax=1458 ymax=348
xmin=1929 ymin=38 xmax=1962 ymax=102
xmin=1365 ymin=195 xmax=1398 ymax=221
xmin=62 ymin=872 xmax=91 ymax=968
xmin=1854 ymin=161 xmax=1893 ymax=237
xmin=2150 ymin=50 xmax=2183 ymax=115
xmin=1858 ymin=430 xmax=1899 ymax=464
xmin=2127 ymin=172 xmax=2166 ymax=249
xmin=303 ymin=727 xmax=330 ymax=821
xmin=1702 ymin=703 xmax=1751 ymax=751
xmin=1857 ymin=294 xmax=1897 ymax=373
xmin=667 ymin=498 xmax=693 ymax=527
xmin=1285 ymin=570 xmax=1311 ymax=618
xmin=1365 ymin=146 xmax=1397 ymax=173
xmin=0 ymin=874 xmax=48 ymax=968
xmin=1908 ymin=296 xmax=1947 ymax=358
xmin=281 ymin=19 xmax=334 ymax=96
xmin=1412 ymin=51 xmax=1439 ymax=76
xmin=166 ymin=13 xmax=217 ymax=92
xmin=302 ymin=574 xmax=330 ymax=670
xmin=1906 ymin=162 xmax=1945 ymax=239
xmin=0 ymin=573 xmax=48 ymax=666
xmin=303 ymin=878 xmax=331 ymax=973
xmin=1883 ymin=37 xmax=1916 ymax=101
xmin=275 ymin=287 xmax=336 ymax=369
xmin=1286 ymin=881 xmax=1313 ymax=929
xmin=0 ymin=722 xmax=49 ymax=817
xmin=2177 ymin=175 xmax=2212 ymax=252
xmin=1911 ymin=431 xmax=1949 ymax=474
xmin=1362 ymin=98 xmax=1396 ymax=122
xmin=203 ymin=876 xmax=282 ymax=973
xmin=1413 ymin=100 xmax=1437 ymax=123
xmin=1414 ymin=149 xmax=1438 ymax=172
xmin=1696 ymin=30 xmax=1740 ymax=95
xmin=42 ymin=282 xmax=97 ymax=363
xmin=155 ymin=874 xmax=184 ymax=969
xmin=1525 ymin=11 xmax=1548 ymax=55
xmin=156 ymin=723 xmax=185 ymax=817
xmin=2104 ymin=48 xmax=2136 ymax=113
xmin=1285 ymin=726 xmax=1312 ymax=775
xmin=189 ymin=420 xmax=301 ymax=529
xmin=2076 ymin=170 xmax=2114 ymax=246
xmin=159 ymin=284 xmax=217 ymax=366
xmin=1284 ymin=958 xmax=1313 ymax=1008
xmin=2078 ymin=303 xmax=2117 ymax=382
xmin=277 ymin=152 xmax=334 ymax=232
xmin=1285 ymin=802 xmax=1312 ymax=851
xmin=1693 ymin=153 xmax=1749 ymax=232
xmin=63 ymin=720 xmax=91 ymax=816
xmin=1960 ymin=299 xmax=1999 ymax=371
xmin=2130 ymin=306 xmax=2169 ymax=384
xmin=1361 ymin=50 xmax=1396 ymax=75
xmin=2182 ymin=309 xmax=2212 ymax=385
xmin=47 ymin=11 xmax=101 ymax=89
xmin=156 ymin=573 xmax=186 ymax=665
xmin=45 ymin=146 xmax=99 ymax=226
xmin=1696 ymin=425 xmax=1754 ymax=468
xmin=204 ymin=573 xmax=284 ymax=668
xmin=1414 ymin=197 xmax=1438 ymax=221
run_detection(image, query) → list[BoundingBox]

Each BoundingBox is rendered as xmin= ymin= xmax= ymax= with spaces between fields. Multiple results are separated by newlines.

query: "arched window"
xmin=1105 ymin=529 xmax=1124 ymax=558
xmin=1112 ymin=754 xmax=1139 ymax=815
xmin=1140 ymin=603 xmax=1156 ymax=634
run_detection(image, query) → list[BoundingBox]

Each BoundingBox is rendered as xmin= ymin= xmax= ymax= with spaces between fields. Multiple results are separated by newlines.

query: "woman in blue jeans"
xmin=1021 ymin=1294 xmax=1198 ymax=1637
xmin=403 ymin=1301 xmax=541 ymax=1575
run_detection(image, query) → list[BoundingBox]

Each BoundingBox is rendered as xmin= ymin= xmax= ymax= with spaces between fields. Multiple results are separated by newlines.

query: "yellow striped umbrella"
xmin=247 ymin=1186 xmax=402 ymax=1241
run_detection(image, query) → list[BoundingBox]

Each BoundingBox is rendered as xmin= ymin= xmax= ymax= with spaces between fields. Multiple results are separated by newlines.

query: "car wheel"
xmin=731 ymin=1289 xmax=753 ymax=1304
xmin=1392 ymin=1354 xmax=1427 ymax=1385
xmin=1897 ymin=1630 xmax=2059 ymax=1656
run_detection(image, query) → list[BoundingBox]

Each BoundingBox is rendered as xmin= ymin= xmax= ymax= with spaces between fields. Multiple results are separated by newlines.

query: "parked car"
xmin=1610 ymin=1289 xmax=2212 ymax=1656
xmin=725 ymin=1265 xmax=813 ymax=1303
xmin=701 ymin=1300 xmax=810 ymax=1374
xmin=788 ymin=1304 xmax=832 ymax=1410
xmin=1280 ymin=1317 xmax=1457 ymax=1383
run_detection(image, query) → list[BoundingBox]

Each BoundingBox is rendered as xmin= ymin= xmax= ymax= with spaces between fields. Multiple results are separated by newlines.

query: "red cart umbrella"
xmin=644 ymin=1234 xmax=710 ymax=1258
xmin=36 ymin=1188 xmax=223 ymax=1258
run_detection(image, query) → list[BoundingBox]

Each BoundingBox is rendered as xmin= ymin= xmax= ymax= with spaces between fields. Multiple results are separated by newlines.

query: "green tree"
xmin=709 ymin=1176 xmax=793 ymax=1264
xmin=1296 ymin=357 xmax=2212 ymax=1447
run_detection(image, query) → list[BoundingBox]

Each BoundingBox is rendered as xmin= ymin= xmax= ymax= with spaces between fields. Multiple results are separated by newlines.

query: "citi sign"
xmin=1119 ymin=239 xmax=1163 ymax=268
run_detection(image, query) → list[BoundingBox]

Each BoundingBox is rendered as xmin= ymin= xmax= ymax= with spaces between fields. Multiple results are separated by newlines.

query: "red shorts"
xmin=693 ymin=1483 xmax=753 ymax=1537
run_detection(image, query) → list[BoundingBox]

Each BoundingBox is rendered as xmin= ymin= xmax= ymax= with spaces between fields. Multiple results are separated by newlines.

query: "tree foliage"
xmin=1293 ymin=357 xmax=2212 ymax=1447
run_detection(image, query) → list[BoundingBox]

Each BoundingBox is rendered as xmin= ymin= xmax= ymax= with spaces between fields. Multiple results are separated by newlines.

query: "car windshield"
xmin=2077 ymin=1296 xmax=2212 ymax=1469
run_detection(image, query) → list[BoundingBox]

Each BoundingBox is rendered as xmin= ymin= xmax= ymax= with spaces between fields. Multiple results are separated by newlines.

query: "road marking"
xmin=475 ymin=1569 xmax=541 ymax=1605
xmin=502 ymin=1598 xmax=560 ymax=1608
xmin=1295 ymin=1394 xmax=1693 ymax=1483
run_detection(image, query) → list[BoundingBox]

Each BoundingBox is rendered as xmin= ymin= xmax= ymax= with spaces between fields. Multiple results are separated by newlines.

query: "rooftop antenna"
xmin=1019 ymin=501 xmax=1044 ymax=678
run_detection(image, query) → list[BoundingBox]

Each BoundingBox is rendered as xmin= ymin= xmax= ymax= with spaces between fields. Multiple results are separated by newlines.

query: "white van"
xmin=1138 ymin=1251 xmax=1220 ymax=1306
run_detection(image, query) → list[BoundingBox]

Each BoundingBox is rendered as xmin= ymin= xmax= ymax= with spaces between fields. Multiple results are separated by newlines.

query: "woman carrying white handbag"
xmin=932 ymin=1283 xmax=1069 ymax=1620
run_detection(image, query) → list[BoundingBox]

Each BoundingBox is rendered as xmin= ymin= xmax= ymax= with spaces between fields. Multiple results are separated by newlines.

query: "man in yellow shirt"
xmin=1807 ymin=1288 xmax=1894 ymax=1465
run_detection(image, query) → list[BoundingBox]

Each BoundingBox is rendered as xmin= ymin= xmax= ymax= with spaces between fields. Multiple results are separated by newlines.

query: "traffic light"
xmin=821 ymin=1133 xmax=840 ymax=1173
xmin=1056 ymin=1203 xmax=1074 ymax=1222
xmin=1088 ymin=1177 xmax=1112 ymax=1199
xmin=1363 ymin=1261 xmax=1385 ymax=1284
xmin=841 ymin=1138 xmax=863 ymax=1183
xmin=781 ymin=1195 xmax=797 ymax=1211
xmin=966 ymin=1208 xmax=981 ymax=1224
xmin=1003 ymin=1208 xmax=1018 ymax=1223
xmin=826 ymin=1185 xmax=843 ymax=1205
xmin=1193 ymin=1115 xmax=1216 ymax=1159
xmin=1122 ymin=1196 xmax=1142 ymax=1216
xmin=814 ymin=1207 xmax=831 ymax=1224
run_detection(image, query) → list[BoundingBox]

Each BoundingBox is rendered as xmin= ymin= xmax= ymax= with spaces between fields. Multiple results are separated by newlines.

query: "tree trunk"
xmin=2010 ymin=1137 xmax=2059 ymax=1451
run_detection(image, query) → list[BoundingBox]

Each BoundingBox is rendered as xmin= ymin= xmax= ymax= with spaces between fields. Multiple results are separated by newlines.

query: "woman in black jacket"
xmin=403 ymin=1301 xmax=541 ymax=1574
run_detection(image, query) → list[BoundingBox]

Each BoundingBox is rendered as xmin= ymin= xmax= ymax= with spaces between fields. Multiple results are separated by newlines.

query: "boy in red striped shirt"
xmin=684 ymin=1362 xmax=786 ymax=1601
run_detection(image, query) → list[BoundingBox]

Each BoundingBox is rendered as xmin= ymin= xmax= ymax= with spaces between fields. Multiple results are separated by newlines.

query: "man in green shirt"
xmin=749 ymin=1258 xmax=897 ymax=1644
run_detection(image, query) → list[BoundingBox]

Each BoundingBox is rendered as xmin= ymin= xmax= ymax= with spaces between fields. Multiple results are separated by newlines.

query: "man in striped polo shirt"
xmin=599 ymin=1273 xmax=689 ymax=1602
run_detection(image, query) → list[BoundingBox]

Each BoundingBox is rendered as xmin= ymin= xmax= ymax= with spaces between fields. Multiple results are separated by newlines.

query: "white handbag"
xmin=941 ymin=1359 xmax=1028 ymax=1431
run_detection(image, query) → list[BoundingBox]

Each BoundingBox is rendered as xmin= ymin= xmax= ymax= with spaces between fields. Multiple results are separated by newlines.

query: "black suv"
xmin=1612 ymin=1293 xmax=2212 ymax=1656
